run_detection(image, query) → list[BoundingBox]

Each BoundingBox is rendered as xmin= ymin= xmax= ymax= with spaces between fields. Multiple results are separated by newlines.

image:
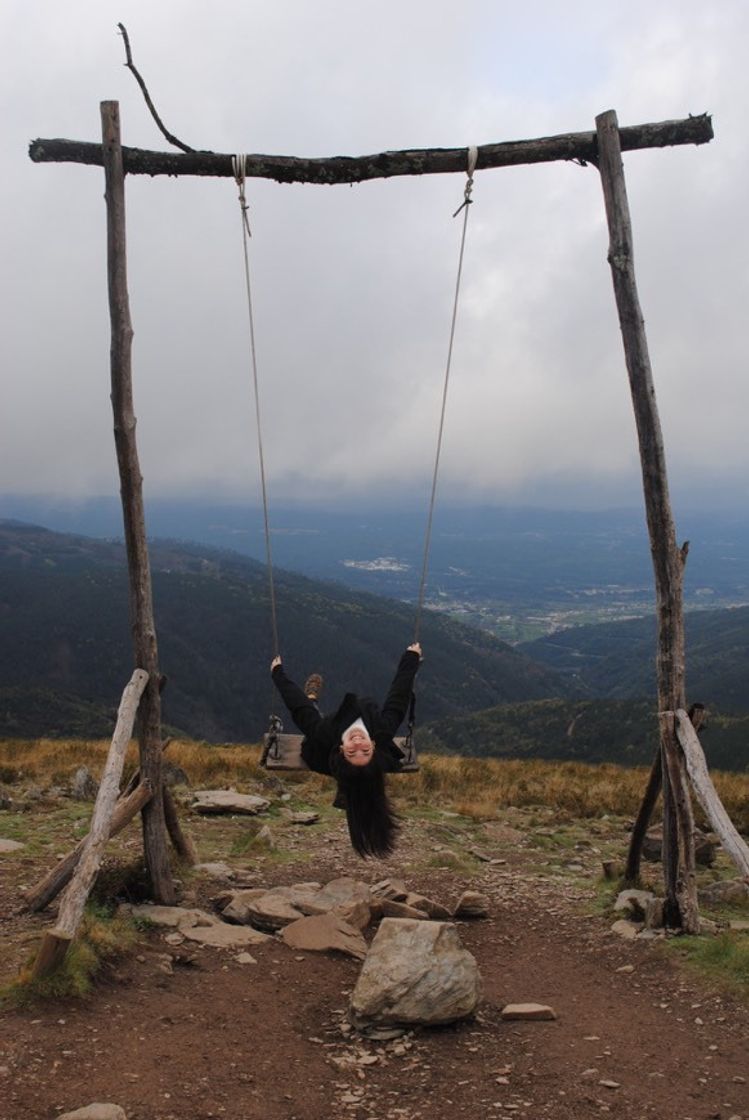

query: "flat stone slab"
xmin=127 ymin=905 xmax=212 ymax=929
xmin=0 ymin=838 xmax=24 ymax=853
xmin=379 ymin=899 xmax=430 ymax=920
xmin=181 ymin=923 xmax=270 ymax=949
xmin=58 ymin=1107 xmax=127 ymax=1120
xmin=281 ymin=912 xmax=367 ymax=959
xmin=192 ymin=790 xmax=270 ymax=815
xmin=501 ymin=1003 xmax=557 ymax=1021
xmin=611 ymin=919 xmax=642 ymax=940
xmin=193 ymin=861 xmax=238 ymax=879
xmin=225 ymin=878 xmax=372 ymax=931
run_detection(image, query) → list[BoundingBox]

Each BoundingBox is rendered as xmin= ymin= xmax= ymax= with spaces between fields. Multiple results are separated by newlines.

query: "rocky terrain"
xmin=1 ymin=774 xmax=748 ymax=1120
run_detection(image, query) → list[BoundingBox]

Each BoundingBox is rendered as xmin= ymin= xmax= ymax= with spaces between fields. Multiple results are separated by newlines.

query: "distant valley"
xmin=2 ymin=495 xmax=748 ymax=642
xmin=2 ymin=509 xmax=748 ymax=768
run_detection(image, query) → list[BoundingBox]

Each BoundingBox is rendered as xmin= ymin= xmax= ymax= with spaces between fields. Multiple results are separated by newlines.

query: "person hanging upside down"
xmin=270 ymin=643 xmax=422 ymax=859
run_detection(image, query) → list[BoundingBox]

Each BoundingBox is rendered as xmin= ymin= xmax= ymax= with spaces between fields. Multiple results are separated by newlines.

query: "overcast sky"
xmin=2 ymin=1 xmax=747 ymax=513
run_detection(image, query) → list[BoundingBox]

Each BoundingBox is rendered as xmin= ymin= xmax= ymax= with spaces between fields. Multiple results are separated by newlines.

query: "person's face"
xmin=340 ymin=727 xmax=374 ymax=766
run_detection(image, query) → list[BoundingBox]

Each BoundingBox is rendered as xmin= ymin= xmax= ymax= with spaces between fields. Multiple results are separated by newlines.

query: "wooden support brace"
xmin=23 ymin=780 xmax=152 ymax=914
xmin=163 ymin=786 xmax=198 ymax=865
xmin=675 ymin=709 xmax=749 ymax=881
xmin=30 ymin=669 xmax=148 ymax=977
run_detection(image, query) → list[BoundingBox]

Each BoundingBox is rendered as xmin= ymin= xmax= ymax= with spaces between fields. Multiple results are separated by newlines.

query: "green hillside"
xmin=0 ymin=521 xmax=567 ymax=741
xmin=423 ymin=698 xmax=749 ymax=771
xmin=520 ymin=606 xmax=749 ymax=714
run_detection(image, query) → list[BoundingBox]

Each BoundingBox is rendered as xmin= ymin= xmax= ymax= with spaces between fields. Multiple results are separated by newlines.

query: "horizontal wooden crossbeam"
xmin=28 ymin=114 xmax=712 ymax=185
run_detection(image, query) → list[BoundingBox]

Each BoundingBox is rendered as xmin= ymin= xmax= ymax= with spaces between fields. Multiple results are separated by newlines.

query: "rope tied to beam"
xmin=232 ymin=153 xmax=252 ymax=237
xmin=414 ymin=145 xmax=478 ymax=641
xmin=452 ymin=145 xmax=478 ymax=217
xmin=232 ymin=153 xmax=279 ymax=658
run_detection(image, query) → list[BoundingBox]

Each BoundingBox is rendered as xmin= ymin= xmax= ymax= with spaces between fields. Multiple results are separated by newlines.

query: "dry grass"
xmin=2 ymin=737 xmax=747 ymax=831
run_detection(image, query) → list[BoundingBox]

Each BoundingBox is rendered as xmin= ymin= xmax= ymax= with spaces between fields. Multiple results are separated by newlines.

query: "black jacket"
xmin=271 ymin=649 xmax=420 ymax=775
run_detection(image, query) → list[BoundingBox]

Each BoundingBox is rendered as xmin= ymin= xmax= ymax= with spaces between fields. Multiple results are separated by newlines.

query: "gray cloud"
xmin=2 ymin=0 xmax=747 ymax=512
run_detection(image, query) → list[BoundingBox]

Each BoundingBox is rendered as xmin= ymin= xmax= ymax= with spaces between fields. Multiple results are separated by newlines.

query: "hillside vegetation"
xmin=422 ymin=697 xmax=749 ymax=772
xmin=0 ymin=521 xmax=565 ymax=741
xmin=521 ymin=606 xmax=749 ymax=713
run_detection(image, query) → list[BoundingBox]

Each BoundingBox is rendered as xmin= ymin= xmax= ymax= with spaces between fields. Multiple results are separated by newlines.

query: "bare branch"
xmin=117 ymin=22 xmax=195 ymax=154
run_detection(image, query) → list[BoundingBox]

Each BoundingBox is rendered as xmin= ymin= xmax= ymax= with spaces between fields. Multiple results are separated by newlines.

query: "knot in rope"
xmin=452 ymin=145 xmax=479 ymax=218
xmin=232 ymin=153 xmax=252 ymax=236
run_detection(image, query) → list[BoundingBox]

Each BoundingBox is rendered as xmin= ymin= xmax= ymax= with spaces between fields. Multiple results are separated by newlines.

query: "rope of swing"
xmin=413 ymin=145 xmax=478 ymax=643
xmin=232 ymin=154 xmax=280 ymax=659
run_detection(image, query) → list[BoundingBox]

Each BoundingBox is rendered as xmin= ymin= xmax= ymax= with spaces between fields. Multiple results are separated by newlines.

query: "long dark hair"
xmin=331 ymin=752 xmax=400 ymax=859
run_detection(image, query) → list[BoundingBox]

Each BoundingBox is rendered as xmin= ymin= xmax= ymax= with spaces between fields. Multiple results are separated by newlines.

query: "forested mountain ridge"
xmin=421 ymin=697 xmax=749 ymax=772
xmin=520 ymin=606 xmax=749 ymax=715
xmin=0 ymin=521 xmax=567 ymax=741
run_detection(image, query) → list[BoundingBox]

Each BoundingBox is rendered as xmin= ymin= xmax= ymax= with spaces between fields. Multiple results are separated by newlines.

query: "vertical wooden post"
xmin=595 ymin=109 xmax=698 ymax=932
xmin=100 ymin=100 xmax=175 ymax=905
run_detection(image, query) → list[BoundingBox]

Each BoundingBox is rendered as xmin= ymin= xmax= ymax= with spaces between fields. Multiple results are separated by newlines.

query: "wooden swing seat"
xmin=262 ymin=733 xmax=419 ymax=773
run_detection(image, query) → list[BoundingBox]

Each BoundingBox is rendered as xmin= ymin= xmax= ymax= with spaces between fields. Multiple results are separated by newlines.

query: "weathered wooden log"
xmin=23 ymin=779 xmax=152 ymax=913
xmin=595 ymin=109 xmax=698 ymax=932
xmin=675 ymin=709 xmax=749 ymax=881
xmin=163 ymin=787 xmax=198 ymax=865
xmin=31 ymin=670 xmax=148 ymax=977
xmin=121 ymin=735 xmax=172 ymax=799
xmin=625 ymin=704 xmax=707 ymax=883
xmin=624 ymin=751 xmax=662 ymax=884
xmin=29 ymin=114 xmax=712 ymax=183
xmin=101 ymin=100 xmax=175 ymax=906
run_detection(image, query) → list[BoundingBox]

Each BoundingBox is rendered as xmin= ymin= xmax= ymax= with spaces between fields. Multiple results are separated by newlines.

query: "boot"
xmin=304 ymin=673 xmax=323 ymax=702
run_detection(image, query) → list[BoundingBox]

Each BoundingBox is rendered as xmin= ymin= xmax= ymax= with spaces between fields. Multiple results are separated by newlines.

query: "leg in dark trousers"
xmin=275 ymin=675 xmax=324 ymax=737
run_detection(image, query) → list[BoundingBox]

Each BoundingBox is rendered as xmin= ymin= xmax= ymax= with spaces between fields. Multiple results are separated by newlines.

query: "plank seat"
xmin=261 ymin=733 xmax=419 ymax=772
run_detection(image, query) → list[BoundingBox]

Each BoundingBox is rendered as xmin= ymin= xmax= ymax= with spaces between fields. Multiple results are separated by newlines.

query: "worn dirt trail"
xmin=1 ymin=805 xmax=748 ymax=1120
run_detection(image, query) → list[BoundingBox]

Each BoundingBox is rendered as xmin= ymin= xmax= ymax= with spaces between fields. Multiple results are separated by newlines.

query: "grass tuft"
xmin=1 ymin=905 xmax=139 ymax=1008
xmin=667 ymin=931 xmax=749 ymax=999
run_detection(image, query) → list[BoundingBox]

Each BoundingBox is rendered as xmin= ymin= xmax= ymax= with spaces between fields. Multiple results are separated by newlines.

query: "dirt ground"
xmin=1 ymin=793 xmax=748 ymax=1120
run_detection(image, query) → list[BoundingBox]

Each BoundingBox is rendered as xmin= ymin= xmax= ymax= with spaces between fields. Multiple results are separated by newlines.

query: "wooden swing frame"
xmin=30 ymin=85 xmax=749 ymax=933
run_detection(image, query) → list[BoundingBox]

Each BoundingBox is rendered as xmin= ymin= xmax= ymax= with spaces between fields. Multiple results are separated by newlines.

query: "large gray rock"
xmin=614 ymin=889 xmax=655 ymax=921
xmin=0 ymin=838 xmax=25 ymax=852
xmin=191 ymin=790 xmax=270 ymax=815
xmin=350 ymin=918 xmax=480 ymax=1034
xmin=71 ymin=766 xmax=98 ymax=801
xmin=643 ymin=827 xmax=716 ymax=866
xmin=698 ymin=878 xmax=749 ymax=907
